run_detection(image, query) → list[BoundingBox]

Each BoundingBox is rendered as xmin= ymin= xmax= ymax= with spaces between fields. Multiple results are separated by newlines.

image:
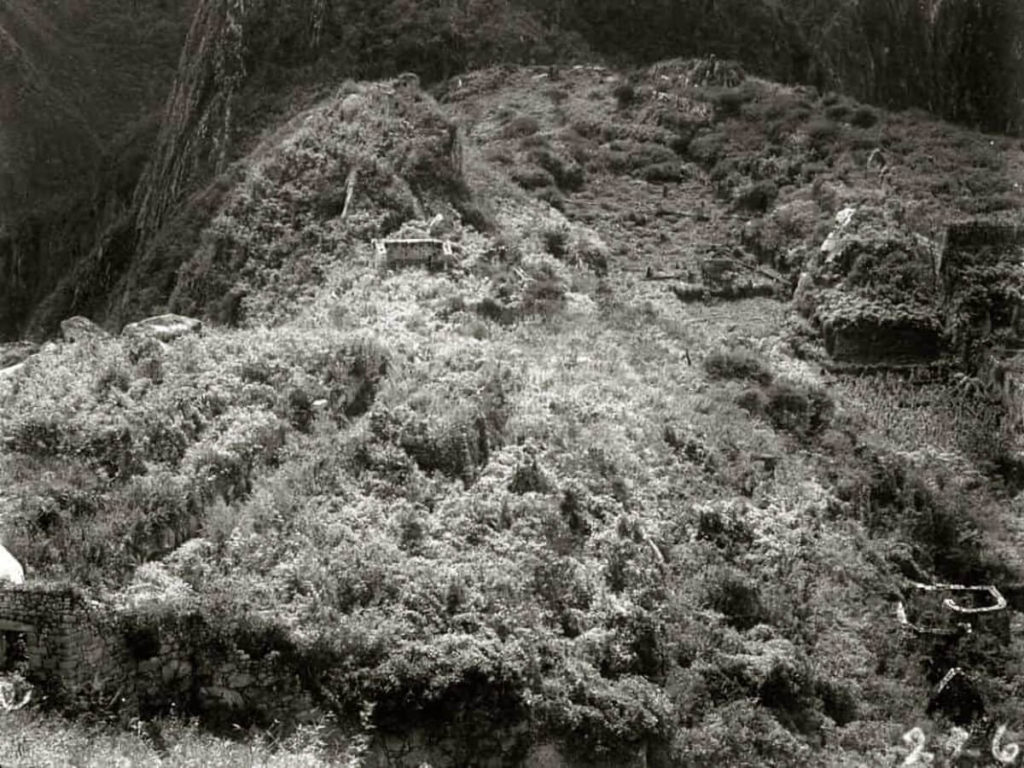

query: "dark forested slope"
xmin=0 ymin=0 xmax=196 ymax=341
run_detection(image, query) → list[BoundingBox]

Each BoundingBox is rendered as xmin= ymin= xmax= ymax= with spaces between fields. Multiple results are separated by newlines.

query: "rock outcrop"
xmin=60 ymin=316 xmax=109 ymax=343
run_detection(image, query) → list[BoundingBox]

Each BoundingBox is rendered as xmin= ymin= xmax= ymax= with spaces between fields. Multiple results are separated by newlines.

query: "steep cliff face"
xmin=133 ymin=0 xmax=249 ymax=247
xmin=0 ymin=4 xmax=99 ymax=219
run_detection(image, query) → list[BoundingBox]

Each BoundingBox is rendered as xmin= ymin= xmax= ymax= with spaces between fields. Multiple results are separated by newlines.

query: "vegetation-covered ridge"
xmin=5 ymin=0 xmax=1024 ymax=343
xmin=4 ymin=56 xmax=1024 ymax=767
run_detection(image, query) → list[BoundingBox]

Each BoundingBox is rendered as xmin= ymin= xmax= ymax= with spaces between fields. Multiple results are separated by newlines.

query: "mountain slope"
xmin=4 ymin=57 xmax=1024 ymax=766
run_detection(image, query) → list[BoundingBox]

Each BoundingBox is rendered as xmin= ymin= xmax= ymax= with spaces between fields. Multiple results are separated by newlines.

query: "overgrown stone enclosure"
xmin=0 ymin=584 xmax=320 ymax=726
xmin=804 ymin=214 xmax=1024 ymax=370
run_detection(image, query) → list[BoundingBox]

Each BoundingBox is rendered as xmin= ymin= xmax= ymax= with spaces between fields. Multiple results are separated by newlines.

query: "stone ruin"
xmin=667 ymin=248 xmax=782 ymax=303
xmin=802 ymin=214 xmax=1024 ymax=373
xmin=0 ymin=584 xmax=321 ymax=726
xmin=373 ymin=237 xmax=462 ymax=272
xmin=896 ymin=580 xmax=1010 ymax=725
xmin=685 ymin=56 xmax=746 ymax=88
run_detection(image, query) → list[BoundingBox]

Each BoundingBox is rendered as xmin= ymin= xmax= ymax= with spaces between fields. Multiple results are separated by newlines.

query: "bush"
xmin=703 ymin=349 xmax=774 ymax=385
xmin=733 ymin=181 xmax=778 ymax=213
xmin=762 ymin=379 xmax=834 ymax=437
xmin=824 ymin=103 xmax=851 ymax=121
xmin=503 ymin=115 xmax=541 ymax=139
xmin=607 ymin=140 xmax=678 ymax=176
xmin=641 ymin=162 xmax=683 ymax=183
xmin=712 ymin=87 xmax=753 ymax=120
xmin=687 ymin=131 xmax=727 ymax=167
xmin=613 ymin=81 xmax=637 ymax=109
xmin=705 ymin=569 xmax=769 ymax=630
xmin=541 ymin=225 xmax=570 ymax=259
xmin=512 ymin=165 xmax=556 ymax=191
xmin=522 ymin=262 xmax=568 ymax=316
xmin=850 ymin=106 xmax=879 ymax=128
xmin=534 ymin=186 xmax=566 ymax=211
xmin=530 ymin=147 xmax=585 ymax=191
xmin=806 ymin=118 xmax=840 ymax=150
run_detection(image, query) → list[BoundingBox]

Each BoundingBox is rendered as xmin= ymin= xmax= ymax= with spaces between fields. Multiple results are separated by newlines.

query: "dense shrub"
xmin=530 ymin=147 xmax=586 ymax=191
xmin=541 ymin=224 xmax=571 ymax=260
xmin=522 ymin=262 xmax=568 ymax=316
xmin=733 ymin=181 xmax=778 ymax=213
xmin=614 ymin=81 xmax=637 ymax=109
xmin=806 ymin=118 xmax=840 ymax=150
xmin=704 ymin=569 xmax=769 ymax=630
xmin=762 ymin=379 xmax=834 ymax=437
xmin=503 ymin=115 xmax=541 ymax=138
xmin=850 ymin=106 xmax=879 ymax=128
xmin=642 ymin=162 xmax=683 ymax=183
xmin=711 ymin=87 xmax=754 ymax=120
xmin=703 ymin=348 xmax=773 ymax=385
xmin=824 ymin=103 xmax=851 ymax=121
xmin=512 ymin=165 xmax=556 ymax=191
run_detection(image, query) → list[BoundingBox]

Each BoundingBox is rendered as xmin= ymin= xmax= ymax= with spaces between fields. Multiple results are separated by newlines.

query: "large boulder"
xmin=60 ymin=316 xmax=110 ymax=343
xmin=121 ymin=314 xmax=203 ymax=343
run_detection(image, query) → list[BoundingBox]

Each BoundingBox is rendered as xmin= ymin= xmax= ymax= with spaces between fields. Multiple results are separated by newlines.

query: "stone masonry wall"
xmin=0 ymin=585 xmax=322 ymax=727
xmin=0 ymin=585 xmax=132 ymax=697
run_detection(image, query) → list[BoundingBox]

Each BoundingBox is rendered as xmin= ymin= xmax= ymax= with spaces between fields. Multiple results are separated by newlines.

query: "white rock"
xmin=121 ymin=314 xmax=202 ymax=343
xmin=0 ymin=545 xmax=25 ymax=585
xmin=835 ymin=206 xmax=857 ymax=228
xmin=0 ymin=362 xmax=25 ymax=380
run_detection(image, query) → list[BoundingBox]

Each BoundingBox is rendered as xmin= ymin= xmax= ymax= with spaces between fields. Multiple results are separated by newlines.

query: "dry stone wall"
xmin=0 ymin=584 xmax=322 ymax=727
xmin=0 ymin=585 xmax=131 ymax=696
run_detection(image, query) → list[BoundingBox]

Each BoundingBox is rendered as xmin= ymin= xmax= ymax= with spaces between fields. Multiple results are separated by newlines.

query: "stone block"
xmin=121 ymin=314 xmax=202 ymax=343
xmin=228 ymin=672 xmax=254 ymax=689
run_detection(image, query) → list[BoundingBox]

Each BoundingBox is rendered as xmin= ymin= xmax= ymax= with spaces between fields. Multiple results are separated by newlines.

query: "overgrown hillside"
xmin=3 ymin=55 xmax=1024 ymax=766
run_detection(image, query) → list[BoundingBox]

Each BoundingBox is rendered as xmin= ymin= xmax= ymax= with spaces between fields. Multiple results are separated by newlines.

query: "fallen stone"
xmin=0 ymin=341 xmax=38 ymax=368
xmin=228 ymin=672 xmax=254 ymax=689
xmin=121 ymin=314 xmax=202 ymax=343
xmin=340 ymin=93 xmax=367 ymax=121
xmin=60 ymin=316 xmax=109 ymax=343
